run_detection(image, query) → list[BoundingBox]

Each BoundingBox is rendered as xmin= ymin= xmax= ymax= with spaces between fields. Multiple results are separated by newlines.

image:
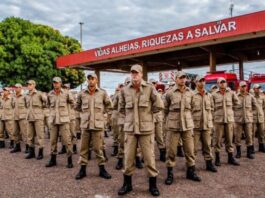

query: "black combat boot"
xmin=45 ymin=154 xmax=57 ymax=167
xmin=206 ymin=160 xmax=217 ymax=172
xmin=215 ymin=152 xmax=221 ymax=166
xmin=135 ymin=156 xmax=143 ymax=169
xmin=75 ymin=165 xmax=86 ymax=180
xmin=259 ymin=143 xmax=265 ymax=153
xmin=235 ymin=146 xmax=241 ymax=158
xmin=10 ymin=143 xmax=21 ymax=153
xmin=36 ymin=148 xmax=43 ymax=160
xmin=111 ymin=145 xmax=118 ymax=156
xmin=186 ymin=166 xmax=201 ymax=182
xmin=247 ymin=146 xmax=255 ymax=159
xmin=104 ymin=130 xmax=109 ymax=138
xmin=177 ymin=146 xmax=184 ymax=157
xmin=228 ymin=153 xmax=240 ymax=166
xmin=149 ymin=177 xmax=160 ymax=196
xmin=251 ymin=145 xmax=255 ymax=154
xmin=165 ymin=167 xmax=174 ymax=185
xmin=58 ymin=145 xmax=66 ymax=154
xmin=25 ymin=144 xmax=29 ymax=153
xmin=9 ymin=140 xmax=14 ymax=149
xmin=73 ymin=144 xmax=77 ymax=154
xmin=116 ymin=158 xmax=123 ymax=170
xmin=103 ymin=149 xmax=108 ymax=162
xmin=25 ymin=147 xmax=35 ymax=159
xmin=159 ymin=148 xmax=166 ymax=162
xmin=67 ymin=156 xmax=74 ymax=168
xmin=118 ymin=175 xmax=132 ymax=196
xmin=99 ymin=165 xmax=112 ymax=179
xmin=0 ymin=141 xmax=5 ymax=148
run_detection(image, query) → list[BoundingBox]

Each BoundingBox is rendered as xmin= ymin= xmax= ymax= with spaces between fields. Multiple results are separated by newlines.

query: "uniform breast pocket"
xmin=214 ymin=98 xmax=223 ymax=109
xmin=81 ymin=102 xmax=89 ymax=111
xmin=139 ymin=95 xmax=149 ymax=108
xmin=205 ymin=98 xmax=211 ymax=110
xmin=94 ymin=101 xmax=103 ymax=112
xmin=226 ymin=98 xmax=232 ymax=106
xmin=245 ymin=98 xmax=252 ymax=108
xmin=59 ymin=100 xmax=67 ymax=107
xmin=32 ymin=98 xmax=41 ymax=106
xmin=125 ymin=96 xmax=133 ymax=109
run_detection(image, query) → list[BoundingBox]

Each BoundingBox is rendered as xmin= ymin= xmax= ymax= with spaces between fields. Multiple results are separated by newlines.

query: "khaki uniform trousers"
xmin=0 ymin=120 xmax=14 ymax=141
xmin=50 ymin=123 xmax=73 ymax=156
xmin=214 ymin=123 xmax=234 ymax=153
xmin=117 ymin=125 xmax=125 ymax=158
xmin=234 ymin=123 xmax=253 ymax=146
xmin=79 ymin=129 xmax=106 ymax=166
xmin=124 ymin=133 xmax=158 ymax=177
xmin=253 ymin=123 xmax=264 ymax=144
xmin=27 ymin=120 xmax=44 ymax=148
xmin=194 ymin=129 xmax=213 ymax=161
xmin=112 ymin=117 xmax=119 ymax=146
xmin=166 ymin=130 xmax=195 ymax=168
xmin=13 ymin=119 xmax=28 ymax=144
xmin=70 ymin=119 xmax=77 ymax=145
xmin=154 ymin=120 xmax=165 ymax=149
xmin=75 ymin=117 xmax=81 ymax=133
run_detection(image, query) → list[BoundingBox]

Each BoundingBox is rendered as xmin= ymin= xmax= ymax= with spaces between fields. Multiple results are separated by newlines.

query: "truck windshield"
xmin=205 ymin=80 xmax=217 ymax=91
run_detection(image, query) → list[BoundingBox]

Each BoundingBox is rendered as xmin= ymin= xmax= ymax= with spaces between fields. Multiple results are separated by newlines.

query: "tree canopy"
xmin=0 ymin=17 xmax=85 ymax=91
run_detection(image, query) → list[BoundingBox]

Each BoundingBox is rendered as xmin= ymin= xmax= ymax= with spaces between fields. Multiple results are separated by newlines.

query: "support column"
xmin=239 ymin=59 xmax=244 ymax=80
xmin=209 ymin=49 xmax=216 ymax=73
xmin=142 ymin=63 xmax=148 ymax=81
xmin=95 ymin=69 xmax=101 ymax=87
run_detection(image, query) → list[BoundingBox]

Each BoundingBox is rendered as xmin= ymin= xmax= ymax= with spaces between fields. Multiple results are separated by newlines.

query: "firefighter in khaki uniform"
xmin=75 ymin=73 xmax=112 ymax=180
xmin=45 ymin=77 xmax=74 ymax=168
xmin=252 ymin=84 xmax=265 ymax=153
xmin=149 ymin=79 xmax=166 ymax=162
xmin=118 ymin=64 xmax=163 ymax=197
xmin=0 ymin=87 xmax=15 ymax=149
xmin=25 ymin=80 xmax=47 ymax=160
xmin=111 ymin=87 xmax=120 ymax=156
xmin=234 ymin=81 xmax=257 ymax=159
xmin=164 ymin=71 xmax=201 ymax=186
xmin=212 ymin=77 xmax=240 ymax=166
xmin=11 ymin=83 xmax=28 ymax=153
xmin=191 ymin=76 xmax=217 ymax=172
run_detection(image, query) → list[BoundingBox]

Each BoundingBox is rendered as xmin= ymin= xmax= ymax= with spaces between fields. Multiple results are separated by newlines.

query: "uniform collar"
xmin=194 ymin=89 xmax=208 ymax=95
xmin=216 ymin=88 xmax=230 ymax=93
xmin=128 ymin=80 xmax=147 ymax=88
xmin=172 ymin=85 xmax=190 ymax=92
xmin=85 ymin=85 xmax=99 ymax=94
xmin=51 ymin=88 xmax=65 ymax=94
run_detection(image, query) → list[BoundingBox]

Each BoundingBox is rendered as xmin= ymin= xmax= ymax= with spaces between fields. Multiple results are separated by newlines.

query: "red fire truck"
xmin=249 ymin=74 xmax=265 ymax=90
xmin=204 ymin=71 xmax=239 ymax=91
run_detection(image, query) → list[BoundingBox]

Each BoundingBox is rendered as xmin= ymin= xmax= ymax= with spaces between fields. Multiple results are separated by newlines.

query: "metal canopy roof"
xmin=56 ymin=10 xmax=265 ymax=72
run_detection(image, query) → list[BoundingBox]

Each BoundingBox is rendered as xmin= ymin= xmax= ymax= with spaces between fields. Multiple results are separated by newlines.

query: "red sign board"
xmin=56 ymin=10 xmax=265 ymax=68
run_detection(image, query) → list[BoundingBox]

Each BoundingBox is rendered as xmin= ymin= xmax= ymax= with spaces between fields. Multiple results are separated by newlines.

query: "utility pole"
xmin=79 ymin=22 xmax=84 ymax=91
xmin=230 ymin=1 xmax=235 ymax=72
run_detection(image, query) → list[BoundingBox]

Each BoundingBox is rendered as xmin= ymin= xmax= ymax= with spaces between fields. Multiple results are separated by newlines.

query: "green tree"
xmin=0 ymin=17 xmax=85 ymax=91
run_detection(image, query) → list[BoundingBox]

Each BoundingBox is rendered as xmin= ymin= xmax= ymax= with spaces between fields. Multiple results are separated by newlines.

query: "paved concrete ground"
xmin=0 ymin=136 xmax=264 ymax=198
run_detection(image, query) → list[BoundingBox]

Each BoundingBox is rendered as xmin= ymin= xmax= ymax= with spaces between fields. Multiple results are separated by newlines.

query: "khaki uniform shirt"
xmin=164 ymin=85 xmax=194 ymax=131
xmin=119 ymin=80 xmax=164 ymax=135
xmin=0 ymin=95 xmax=15 ymax=120
xmin=234 ymin=92 xmax=257 ymax=123
xmin=14 ymin=93 xmax=27 ymax=120
xmin=76 ymin=86 xmax=112 ymax=130
xmin=26 ymin=89 xmax=47 ymax=121
xmin=47 ymin=89 xmax=74 ymax=125
xmin=253 ymin=93 xmax=265 ymax=123
xmin=212 ymin=88 xmax=239 ymax=123
xmin=191 ymin=89 xmax=213 ymax=130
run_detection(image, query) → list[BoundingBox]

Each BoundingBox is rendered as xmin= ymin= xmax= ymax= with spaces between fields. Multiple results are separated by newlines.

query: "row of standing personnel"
xmin=1 ymin=65 xmax=265 ymax=197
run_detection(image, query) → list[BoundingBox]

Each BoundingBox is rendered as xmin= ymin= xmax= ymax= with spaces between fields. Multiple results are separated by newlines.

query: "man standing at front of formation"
xmin=234 ymin=81 xmax=256 ymax=159
xmin=45 ymin=77 xmax=74 ymax=168
xmin=11 ymin=84 xmax=28 ymax=153
xmin=75 ymin=73 xmax=112 ymax=180
xmin=25 ymin=80 xmax=47 ymax=160
xmin=212 ymin=77 xmax=240 ymax=166
xmin=118 ymin=64 xmax=163 ymax=197
xmin=164 ymin=71 xmax=201 ymax=186
xmin=191 ymin=76 xmax=217 ymax=172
